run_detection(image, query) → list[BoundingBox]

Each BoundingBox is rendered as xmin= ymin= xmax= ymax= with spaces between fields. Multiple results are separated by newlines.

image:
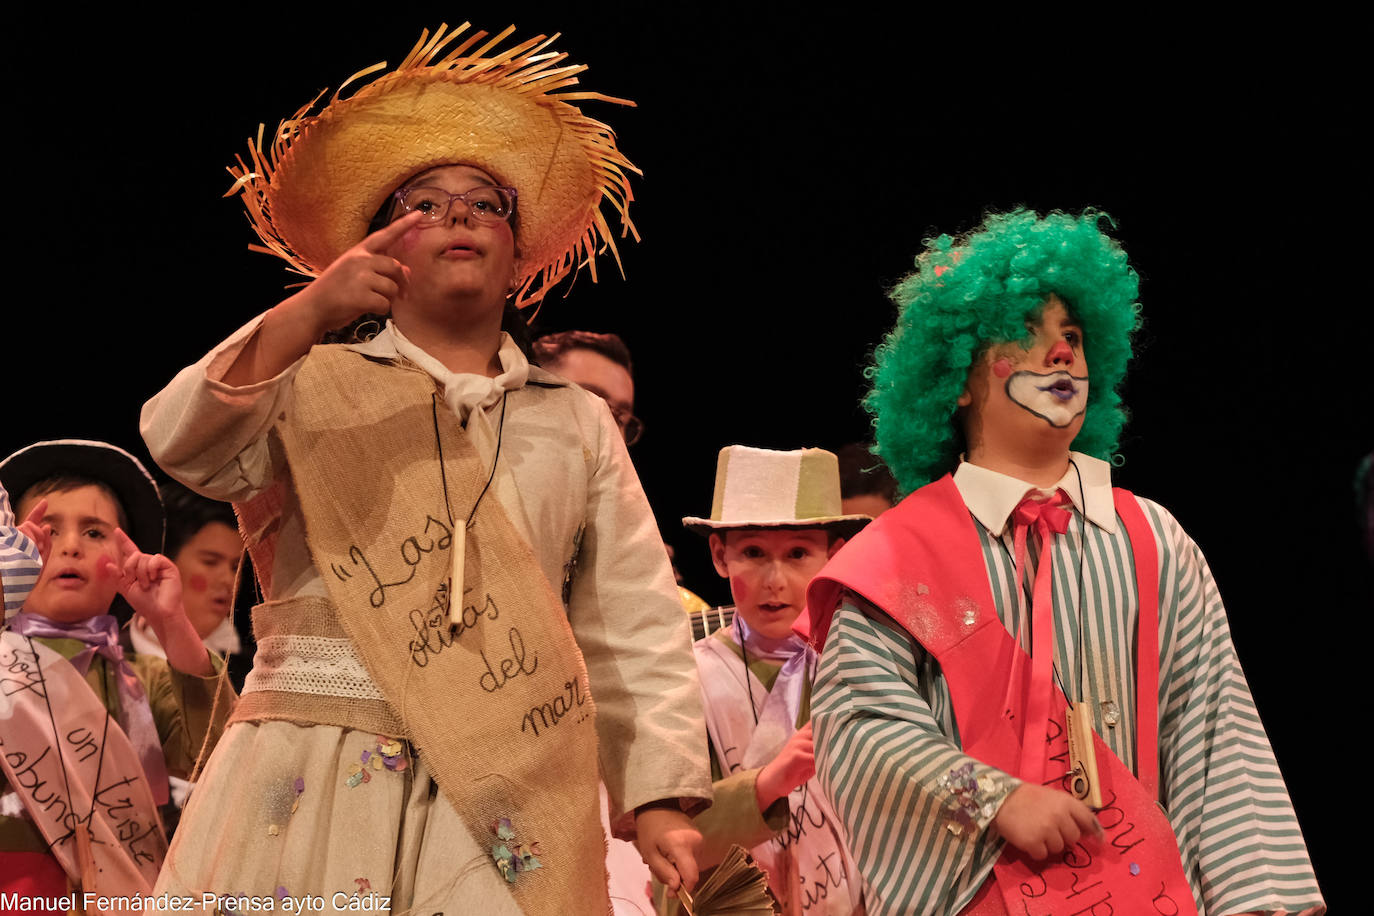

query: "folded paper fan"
xmin=678 ymin=845 xmax=780 ymax=916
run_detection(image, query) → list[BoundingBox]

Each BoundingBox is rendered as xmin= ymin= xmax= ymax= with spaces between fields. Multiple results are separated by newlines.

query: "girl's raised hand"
xmin=291 ymin=210 xmax=423 ymax=333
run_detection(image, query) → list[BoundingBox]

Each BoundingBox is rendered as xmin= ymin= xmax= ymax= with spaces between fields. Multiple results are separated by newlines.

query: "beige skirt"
xmin=155 ymin=721 xmax=526 ymax=916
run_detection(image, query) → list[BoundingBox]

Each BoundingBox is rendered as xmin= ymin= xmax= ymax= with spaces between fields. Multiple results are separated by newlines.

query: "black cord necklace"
xmin=433 ymin=389 xmax=508 ymax=630
xmin=735 ymin=616 xmax=761 ymax=726
xmin=431 ymin=391 xmax=508 ymax=529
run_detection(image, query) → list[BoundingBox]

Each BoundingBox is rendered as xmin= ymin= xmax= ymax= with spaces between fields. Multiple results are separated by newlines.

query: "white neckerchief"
xmin=349 ymin=322 xmax=530 ymax=425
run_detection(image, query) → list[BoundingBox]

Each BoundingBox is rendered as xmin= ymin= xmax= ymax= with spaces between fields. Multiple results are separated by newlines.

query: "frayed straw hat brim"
xmin=227 ymin=24 xmax=639 ymax=308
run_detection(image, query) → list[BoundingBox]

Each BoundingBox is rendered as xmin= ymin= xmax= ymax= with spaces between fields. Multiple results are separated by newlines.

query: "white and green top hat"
xmin=683 ymin=446 xmax=872 ymax=537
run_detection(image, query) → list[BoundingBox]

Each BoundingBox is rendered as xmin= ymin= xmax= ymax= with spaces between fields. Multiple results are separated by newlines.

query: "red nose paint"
xmin=992 ymin=358 xmax=1013 ymax=379
xmin=1046 ymin=340 xmax=1074 ymax=364
xmin=189 ymin=574 xmax=208 ymax=593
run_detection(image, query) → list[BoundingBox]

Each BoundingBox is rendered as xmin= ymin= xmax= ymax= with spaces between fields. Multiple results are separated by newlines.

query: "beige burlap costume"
xmin=141 ymin=321 xmax=710 ymax=913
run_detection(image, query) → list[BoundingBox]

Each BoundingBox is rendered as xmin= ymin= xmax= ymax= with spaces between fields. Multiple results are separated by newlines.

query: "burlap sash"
xmin=276 ymin=347 xmax=607 ymax=916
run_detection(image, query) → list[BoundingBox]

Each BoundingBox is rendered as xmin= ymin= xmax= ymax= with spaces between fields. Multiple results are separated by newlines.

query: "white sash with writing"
xmin=0 ymin=630 xmax=166 ymax=900
xmin=694 ymin=635 xmax=859 ymax=916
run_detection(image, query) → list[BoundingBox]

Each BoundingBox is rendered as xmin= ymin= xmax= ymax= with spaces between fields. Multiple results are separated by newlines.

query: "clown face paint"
xmin=1006 ymin=370 xmax=1090 ymax=428
xmin=958 ymin=296 xmax=1091 ymax=470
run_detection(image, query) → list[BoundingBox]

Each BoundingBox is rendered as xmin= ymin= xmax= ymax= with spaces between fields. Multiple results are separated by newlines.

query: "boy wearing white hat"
xmin=678 ymin=446 xmax=867 ymax=916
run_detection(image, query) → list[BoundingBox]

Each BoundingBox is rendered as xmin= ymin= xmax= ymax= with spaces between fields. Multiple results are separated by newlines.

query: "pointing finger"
xmin=113 ymin=527 xmax=139 ymax=564
xmin=22 ymin=498 xmax=48 ymax=528
xmin=361 ymin=210 xmax=424 ymax=253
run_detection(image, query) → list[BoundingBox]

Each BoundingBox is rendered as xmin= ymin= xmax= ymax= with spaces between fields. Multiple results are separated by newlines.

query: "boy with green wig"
xmin=805 ymin=210 xmax=1323 ymax=915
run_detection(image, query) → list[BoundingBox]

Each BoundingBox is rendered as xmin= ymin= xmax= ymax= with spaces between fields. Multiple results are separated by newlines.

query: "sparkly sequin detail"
xmin=938 ymin=762 xmax=1010 ymax=835
xmin=490 ymin=817 xmax=544 ymax=883
xmin=346 ymin=736 xmax=408 ymax=787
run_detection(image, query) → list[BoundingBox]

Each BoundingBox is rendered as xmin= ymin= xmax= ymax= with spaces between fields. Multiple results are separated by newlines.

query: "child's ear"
xmin=708 ymin=532 xmax=731 ymax=578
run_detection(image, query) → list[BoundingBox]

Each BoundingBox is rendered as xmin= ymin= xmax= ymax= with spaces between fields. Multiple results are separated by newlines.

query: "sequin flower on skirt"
xmin=490 ymin=817 xmax=544 ymax=883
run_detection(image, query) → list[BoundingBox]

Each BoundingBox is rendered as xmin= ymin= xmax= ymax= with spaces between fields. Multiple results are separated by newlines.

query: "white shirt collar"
xmin=130 ymin=615 xmax=240 ymax=657
xmin=952 ymin=451 xmax=1117 ymax=537
xmin=348 ymin=322 xmax=530 ymax=424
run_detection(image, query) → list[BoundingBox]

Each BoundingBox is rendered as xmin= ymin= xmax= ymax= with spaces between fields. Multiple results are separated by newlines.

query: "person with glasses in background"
xmin=534 ymin=331 xmax=644 ymax=446
xmin=533 ymin=329 xmax=714 ymax=915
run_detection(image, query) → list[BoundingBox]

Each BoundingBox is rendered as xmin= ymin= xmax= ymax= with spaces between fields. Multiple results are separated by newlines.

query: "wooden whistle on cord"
xmin=1065 ymin=701 xmax=1103 ymax=809
xmin=448 ymin=523 xmax=466 ymax=628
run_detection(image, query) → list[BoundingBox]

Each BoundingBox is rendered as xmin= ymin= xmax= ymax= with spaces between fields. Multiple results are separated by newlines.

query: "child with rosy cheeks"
xmin=0 ymin=441 xmax=232 ymax=898
xmin=676 ymin=446 xmax=868 ymax=916
xmin=17 ymin=488 xmax=211 ymax=672
xmin=130 ymin=480 xmax=244 ymax=659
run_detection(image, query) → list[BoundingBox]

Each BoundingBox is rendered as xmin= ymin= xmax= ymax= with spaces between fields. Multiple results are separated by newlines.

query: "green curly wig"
xmin=867 ymin=208 xmax=1141 ymax=494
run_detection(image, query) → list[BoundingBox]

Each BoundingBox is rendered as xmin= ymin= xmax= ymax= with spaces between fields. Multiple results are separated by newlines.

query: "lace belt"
xmin=231 ymin=596 xmax=406 ymax=737
xmin=244 ymin=634 xmax=386 ymax=700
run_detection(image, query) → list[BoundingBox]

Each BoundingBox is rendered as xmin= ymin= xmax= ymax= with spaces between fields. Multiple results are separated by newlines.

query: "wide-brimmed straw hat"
xmin=0 ymin=440 xmax=165 ymax=555
xmin=226 ymin=22 xmax=639 ymax=308
xmin=683 ymin=446 xmax=871 ymax=539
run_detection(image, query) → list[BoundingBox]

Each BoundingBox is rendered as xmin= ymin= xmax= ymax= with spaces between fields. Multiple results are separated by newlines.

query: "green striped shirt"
xmin=812 ymin=483 xmax=1323 ymax=915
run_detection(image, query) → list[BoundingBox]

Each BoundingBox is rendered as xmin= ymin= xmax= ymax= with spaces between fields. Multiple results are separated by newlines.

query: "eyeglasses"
xmin=392 ymin=184 xmax=518 ymax=225
xmin=580 ymin=383 xmax=644 ymax=446
xmin=610 ymin=405 xmax=645 ymax=447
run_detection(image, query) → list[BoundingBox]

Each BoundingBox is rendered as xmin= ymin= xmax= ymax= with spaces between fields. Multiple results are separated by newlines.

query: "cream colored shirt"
xmin=140 ymin=316 xmax=712 ymax=825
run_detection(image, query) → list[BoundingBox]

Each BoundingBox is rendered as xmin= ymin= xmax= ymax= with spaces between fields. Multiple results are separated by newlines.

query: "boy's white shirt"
xmin=953 ymin=451 xmax=1118 ymax=536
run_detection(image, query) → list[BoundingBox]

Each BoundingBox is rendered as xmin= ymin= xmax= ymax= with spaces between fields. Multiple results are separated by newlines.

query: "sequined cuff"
xmin=937 ymin=761 xmax=1019 ymax=837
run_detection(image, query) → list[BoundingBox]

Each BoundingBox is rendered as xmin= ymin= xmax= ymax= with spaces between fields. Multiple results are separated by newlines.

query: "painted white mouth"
xmin=1006 ymin=370 xmax=1089 ymax=428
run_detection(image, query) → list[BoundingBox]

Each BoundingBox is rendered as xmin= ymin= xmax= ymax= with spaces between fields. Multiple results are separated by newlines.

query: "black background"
xmin=8 ymin=5 xmax=1366 ymax=903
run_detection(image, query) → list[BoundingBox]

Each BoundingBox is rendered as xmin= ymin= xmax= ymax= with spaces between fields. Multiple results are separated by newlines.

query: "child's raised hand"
xmin=17 ymin=498 xmax=52 ymax=563
xmin=755 ymin=721 xmax=816 ymax=810
xmin=105 ymin=528 xmax=213 ymax=676
xmin=103 ymin=527 xmax=183 ymax=625
xmin=992 ymin=782 xmax=1103 ymax=859
xmin=290 ymin=210 xmax=422 ymax=332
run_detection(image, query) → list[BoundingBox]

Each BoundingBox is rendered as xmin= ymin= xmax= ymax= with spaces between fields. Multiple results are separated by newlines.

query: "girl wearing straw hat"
xmin=141 ymin=24 xmax=710 ymax=915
